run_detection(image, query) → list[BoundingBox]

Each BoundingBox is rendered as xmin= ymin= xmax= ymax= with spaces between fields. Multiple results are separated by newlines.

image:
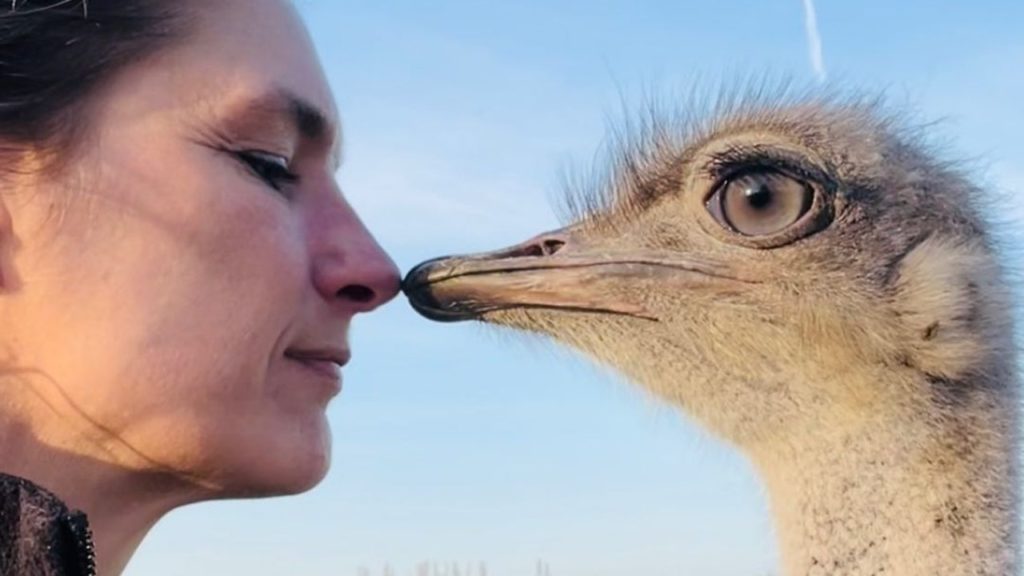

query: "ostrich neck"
xmin=752 ymin=378 xmax=1019 ymax=576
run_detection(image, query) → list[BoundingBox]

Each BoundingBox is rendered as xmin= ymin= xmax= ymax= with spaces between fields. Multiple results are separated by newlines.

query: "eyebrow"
xmin=235 ymin=87 xmax=342 ymax=166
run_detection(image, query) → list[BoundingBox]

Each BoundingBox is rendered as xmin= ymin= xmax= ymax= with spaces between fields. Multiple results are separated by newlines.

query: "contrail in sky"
xmin=802 ymin=0 xmax=827 ymax=83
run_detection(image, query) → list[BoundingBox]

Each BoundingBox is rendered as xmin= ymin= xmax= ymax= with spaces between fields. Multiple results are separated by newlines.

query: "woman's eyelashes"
xmin=235 ymin=150 xmax=299 ymax=193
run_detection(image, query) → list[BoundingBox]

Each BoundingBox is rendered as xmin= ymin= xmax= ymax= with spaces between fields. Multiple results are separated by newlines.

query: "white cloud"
xmin=802 ymin=0 xmax=827 ymax=83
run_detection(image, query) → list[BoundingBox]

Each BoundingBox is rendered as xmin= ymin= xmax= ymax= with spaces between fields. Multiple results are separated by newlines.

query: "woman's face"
xmin=1 ymin=0 xmax=399 ymax=495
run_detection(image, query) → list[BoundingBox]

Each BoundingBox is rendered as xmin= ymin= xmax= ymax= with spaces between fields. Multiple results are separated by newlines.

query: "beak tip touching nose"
xmin=400 ymin=256 xmax=448 ymax=294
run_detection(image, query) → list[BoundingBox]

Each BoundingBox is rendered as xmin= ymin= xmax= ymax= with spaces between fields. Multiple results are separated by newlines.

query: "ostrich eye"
xmin=707 ymin=170 xmax=813 ymax=237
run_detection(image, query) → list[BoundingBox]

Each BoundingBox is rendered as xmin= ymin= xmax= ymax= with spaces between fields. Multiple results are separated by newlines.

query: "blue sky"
xmin=127 ymin=2 xmax=1024 ymax=575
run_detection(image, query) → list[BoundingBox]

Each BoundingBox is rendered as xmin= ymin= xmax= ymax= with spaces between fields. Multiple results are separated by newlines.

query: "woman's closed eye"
xmin=235 ymin=150 xmax=299 ymax=193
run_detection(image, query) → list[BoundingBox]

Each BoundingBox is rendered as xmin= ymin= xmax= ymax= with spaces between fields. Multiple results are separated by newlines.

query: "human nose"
xmin=310 ymin=197 xmax=401 ymax=313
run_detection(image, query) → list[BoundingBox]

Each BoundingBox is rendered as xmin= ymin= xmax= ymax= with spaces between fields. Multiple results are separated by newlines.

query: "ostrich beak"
xmin=402 ymin=228 xmax=744 ymax=323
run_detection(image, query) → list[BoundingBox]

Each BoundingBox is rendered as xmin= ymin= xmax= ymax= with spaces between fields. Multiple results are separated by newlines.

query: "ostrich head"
xmin=402 ymin=91 xmax=1020 ymax=575
xmin=403 ymin=94 xmax=1014 ymax=450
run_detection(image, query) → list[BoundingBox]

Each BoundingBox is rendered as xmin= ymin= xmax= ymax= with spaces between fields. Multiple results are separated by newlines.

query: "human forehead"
xmin=175 ymin=0 xmax=342 ymax=149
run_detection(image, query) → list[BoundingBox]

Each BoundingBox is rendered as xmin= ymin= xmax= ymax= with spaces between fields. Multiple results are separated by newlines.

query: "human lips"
xmin=283 ymin=347 xmax=350 ymax=393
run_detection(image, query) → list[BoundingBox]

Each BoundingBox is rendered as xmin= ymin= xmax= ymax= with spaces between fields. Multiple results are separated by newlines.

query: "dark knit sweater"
xmin=0 ymin=474 xmax=95 ymax=575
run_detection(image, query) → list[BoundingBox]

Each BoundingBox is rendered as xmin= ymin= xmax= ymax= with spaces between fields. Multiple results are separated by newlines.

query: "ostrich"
xmin=401 ymin=91 xmax=1020 ymax=576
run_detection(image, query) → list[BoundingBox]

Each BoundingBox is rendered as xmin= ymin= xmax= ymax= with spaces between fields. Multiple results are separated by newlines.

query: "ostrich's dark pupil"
xmin=744 ymin=183 xmax=773 ymax=210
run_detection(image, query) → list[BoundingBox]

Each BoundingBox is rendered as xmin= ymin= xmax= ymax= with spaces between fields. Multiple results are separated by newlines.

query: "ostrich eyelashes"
xmin=706 ymin=169 xmax=815 ymax=237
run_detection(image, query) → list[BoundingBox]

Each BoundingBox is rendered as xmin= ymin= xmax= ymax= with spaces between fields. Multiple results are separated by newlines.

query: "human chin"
xmin=194 ymin=371 xmax=332 ymax=497
xmin=216 ymin=408 xmax=332 ymax=497
xmin=258 ymin=362 xmax=337 ymax=494
xmin=268 ymin=412 xmax=333 ymax=495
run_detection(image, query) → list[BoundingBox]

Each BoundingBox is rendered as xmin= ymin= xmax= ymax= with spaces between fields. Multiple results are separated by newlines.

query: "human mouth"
xmin=283 ymin=348 xmax=350 ymax=395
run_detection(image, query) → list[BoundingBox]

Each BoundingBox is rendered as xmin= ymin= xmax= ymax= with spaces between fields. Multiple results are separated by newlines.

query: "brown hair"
xmin=0 ymin=0 xmax=189 ymax=168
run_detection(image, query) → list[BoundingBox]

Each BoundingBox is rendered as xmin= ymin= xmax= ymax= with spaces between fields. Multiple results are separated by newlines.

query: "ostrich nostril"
xmin=499 ymin=233 xmax=571 ymax=259
xmin=541 ymin=238 xmax=566 ymax=256
xmin=518 ymin=236 xmax=567 ymax=258
xmin=521 ymin=244 xmax=545 ymax=257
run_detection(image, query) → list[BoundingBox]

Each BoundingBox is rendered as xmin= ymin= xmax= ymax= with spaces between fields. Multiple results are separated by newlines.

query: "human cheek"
xmin=136 ymin=187 xmax=308 ymax=382
xmin=215 ymin=205 xmax=308 ymax=353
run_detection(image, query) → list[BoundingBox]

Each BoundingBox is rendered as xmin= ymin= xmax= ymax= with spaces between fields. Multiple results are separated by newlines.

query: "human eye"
xmin=235 ymin=150 xmax=299 ymax=193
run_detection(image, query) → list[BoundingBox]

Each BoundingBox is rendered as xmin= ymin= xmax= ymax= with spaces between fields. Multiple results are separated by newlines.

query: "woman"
xmin=0 ymin=1 xmax=400 ymax=574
